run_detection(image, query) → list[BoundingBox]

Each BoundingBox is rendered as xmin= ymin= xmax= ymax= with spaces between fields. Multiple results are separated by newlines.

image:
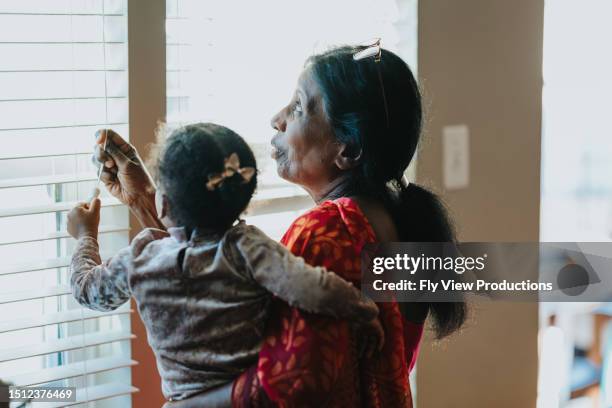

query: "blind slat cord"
xmin=67 ymin=4 xmax=90 ymax=402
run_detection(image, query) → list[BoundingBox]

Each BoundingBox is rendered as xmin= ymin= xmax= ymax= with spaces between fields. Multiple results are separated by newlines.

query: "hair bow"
xmin=206 ymin=153 xmax=255 ymax=191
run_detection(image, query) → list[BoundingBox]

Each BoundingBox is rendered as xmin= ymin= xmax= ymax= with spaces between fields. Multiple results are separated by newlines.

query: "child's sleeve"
xmin=70 ymin=236 xmax=132 ymax=312
xmin=235 ymin=226 xmax=378 ymax=323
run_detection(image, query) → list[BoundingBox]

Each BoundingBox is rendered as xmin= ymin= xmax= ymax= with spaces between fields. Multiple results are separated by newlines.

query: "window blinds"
xmin=0 ymin=1 xmax=136 ymax=406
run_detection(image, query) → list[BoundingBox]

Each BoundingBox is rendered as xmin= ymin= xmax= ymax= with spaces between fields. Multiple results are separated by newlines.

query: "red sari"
xmin=232 ymin=198 xmax=423 ymax=407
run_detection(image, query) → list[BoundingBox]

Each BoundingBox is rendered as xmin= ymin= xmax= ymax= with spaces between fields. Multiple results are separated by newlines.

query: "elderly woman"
xmin=95 ymin=44 xmax=466 ymax=407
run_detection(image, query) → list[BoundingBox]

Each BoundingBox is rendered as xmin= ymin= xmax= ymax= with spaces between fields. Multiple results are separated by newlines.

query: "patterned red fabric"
xmin=232 ymin=197 xmax=424 ymax=407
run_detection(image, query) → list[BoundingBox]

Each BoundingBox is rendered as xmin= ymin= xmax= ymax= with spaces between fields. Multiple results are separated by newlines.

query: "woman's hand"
xmin=93 ymin=129 xmax=154 ymax=206
xmin=67 ymin=198 xmax=101 ymax=240
xmin=93 ymin=129 xmax=164 ymax=229
xmin=162 ymin=382 xmax=233 ymax=408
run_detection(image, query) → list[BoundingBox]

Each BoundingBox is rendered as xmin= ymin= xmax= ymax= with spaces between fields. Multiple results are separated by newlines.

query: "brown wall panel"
xmin=128 ymin=0 xmax=167 ymax=407
xmin=416 ymin=0 xmax=544 ymax=406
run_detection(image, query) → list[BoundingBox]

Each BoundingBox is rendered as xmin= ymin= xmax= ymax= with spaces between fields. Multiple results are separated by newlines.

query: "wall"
xmin=416 ymin=0 xmax=544 ymax=407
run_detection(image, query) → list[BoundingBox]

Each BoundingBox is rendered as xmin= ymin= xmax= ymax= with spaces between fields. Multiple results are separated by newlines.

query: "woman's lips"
xmin=270 ymin=145 xmax=284 ymax=160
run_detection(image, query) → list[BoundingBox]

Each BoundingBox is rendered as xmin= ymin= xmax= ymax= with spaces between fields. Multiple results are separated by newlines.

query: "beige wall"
xmin=416 ymin=0 xmax=544 ymax=407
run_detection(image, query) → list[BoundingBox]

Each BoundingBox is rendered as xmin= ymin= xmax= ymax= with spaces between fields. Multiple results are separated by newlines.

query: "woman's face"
xmin=270 ymin=69 xmax=342 ymax=195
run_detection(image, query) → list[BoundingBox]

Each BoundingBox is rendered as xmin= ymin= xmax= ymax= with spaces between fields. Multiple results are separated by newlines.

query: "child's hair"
xmin=151 ymin=122 xmax=258 ymax=232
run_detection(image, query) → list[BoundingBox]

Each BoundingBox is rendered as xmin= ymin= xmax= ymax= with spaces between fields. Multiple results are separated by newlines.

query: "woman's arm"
xmin=93 ymin=129 xmax=165 ymax=230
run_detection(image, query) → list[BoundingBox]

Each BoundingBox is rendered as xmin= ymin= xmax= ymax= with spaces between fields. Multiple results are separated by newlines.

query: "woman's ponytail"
xmin=391 ymin=181 xmax=467 ymax=339
xmin=396 ymin=182 xmax=455 ymax=243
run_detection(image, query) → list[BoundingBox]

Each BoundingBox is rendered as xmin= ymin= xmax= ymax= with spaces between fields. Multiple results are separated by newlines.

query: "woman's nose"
xmin=270 ymin=109 xmax=287 ymax=133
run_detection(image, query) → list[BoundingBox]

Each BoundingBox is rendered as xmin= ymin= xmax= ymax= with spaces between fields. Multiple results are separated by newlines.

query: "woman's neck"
xmin=311 ymin=178 xmax=400 ymax=242
xmin=310 ymin=173 xmax=357 ymax=204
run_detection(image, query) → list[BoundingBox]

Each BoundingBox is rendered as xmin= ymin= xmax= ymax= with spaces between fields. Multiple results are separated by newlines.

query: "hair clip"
xmin=353 ymin=38 xmax=382 ymax=62
xmin=206 ymin=153 xmax=255 ymax=191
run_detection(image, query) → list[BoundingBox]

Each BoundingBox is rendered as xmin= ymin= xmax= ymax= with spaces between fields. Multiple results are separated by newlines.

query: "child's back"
xmin=76 ymin=220 xmax=365 ymax=399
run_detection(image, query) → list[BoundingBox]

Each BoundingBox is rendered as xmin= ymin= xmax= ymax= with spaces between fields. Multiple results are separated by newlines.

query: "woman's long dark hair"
xmin=307 ymin=45 xmax=466 ymax=338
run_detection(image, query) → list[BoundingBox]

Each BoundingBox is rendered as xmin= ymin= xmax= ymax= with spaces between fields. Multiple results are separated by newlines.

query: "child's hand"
xmin=67 ymin=198 xmax=101 ymax=239
xmin=353 ymin=316 xmax=385 ymax=358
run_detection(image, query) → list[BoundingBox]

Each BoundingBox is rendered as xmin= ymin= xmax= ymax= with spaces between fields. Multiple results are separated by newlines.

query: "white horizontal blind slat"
xmin=0 ymin=15 xmax=126 ymax=43
xmin=0 ymin=252 xmax=113 ymax=276
xmin=0 ymin=0 xmax=126 ymax=15
xmin=0 ymin=121 xmax=127 ymax=133
xmin=0 ymin=173 xmax=97 ymax=189
xmin=0 ymin=330 xmax=134 ymax=362
xmin=6 ymin=356 xmax=137 ymax=387
xmin=0 ymin=307 xmax=132 ymax=333
xmin=0 ymin=124 xmax=128 ymax=159
xmin=0 ymin=98 xmax=128 ymax=129
xmin=0 ymin=225 xmax=128 ymax=246
xmin=0 ymin=43 xmax=127 ymax=71
xmin=0 ymin=71 xmax=127 ymax=101
xmin=0 ymin=197 xmax=123 ymax=218
xmin=0 ymin=256 xmax=72 ymax=276
xmin=0 ymin=285 xmax=72 ymax=304
xmin=0 ymin=152 xmax=91 ymax=161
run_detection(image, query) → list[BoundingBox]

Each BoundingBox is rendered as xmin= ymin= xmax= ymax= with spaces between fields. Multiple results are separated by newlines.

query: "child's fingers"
xmin=67 ymin=206 xmax=85 ymax=223
xmin=88 ymin=197 xmax=101 ymax=214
